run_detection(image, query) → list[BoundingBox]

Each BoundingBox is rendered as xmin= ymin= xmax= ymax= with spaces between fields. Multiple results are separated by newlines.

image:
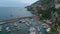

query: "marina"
xmin=0 ymin=18 xmax=47 ymax=34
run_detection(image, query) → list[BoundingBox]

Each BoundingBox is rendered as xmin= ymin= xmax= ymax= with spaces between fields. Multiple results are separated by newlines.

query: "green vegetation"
xmin=26 ymin=0 xmax=60 ymax=34
xmin=26 ymin=0 xmax=60 ymax=21
xmin=55 ymin=19 xmax=60 ymax=25
xmin=51 ymin=27 xmax=58 ymax=34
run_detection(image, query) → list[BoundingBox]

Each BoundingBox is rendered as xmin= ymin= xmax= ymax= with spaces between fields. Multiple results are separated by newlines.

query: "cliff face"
xmin=27 ymin=0 xmax=54 ymax=11
xmin=26 ymin=0 xmax=60 ymax=11
xmin=26 ymin=0 xmax=60 ymax=19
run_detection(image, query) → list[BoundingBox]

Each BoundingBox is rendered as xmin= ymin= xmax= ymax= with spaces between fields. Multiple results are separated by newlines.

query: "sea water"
xmin=0 ymin=7 xmax=46 ymax=34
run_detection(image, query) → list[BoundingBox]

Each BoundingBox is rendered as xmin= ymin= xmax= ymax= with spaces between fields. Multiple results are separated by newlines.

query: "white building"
xmin=55 ymin=0 xmax=60 ymax=9
xmin=55 ymin=4 xmax=60 ymax=9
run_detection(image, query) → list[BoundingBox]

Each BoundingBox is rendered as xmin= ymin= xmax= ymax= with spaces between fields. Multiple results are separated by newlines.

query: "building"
xmin=55 ymin=0 xmax=60 ymax=9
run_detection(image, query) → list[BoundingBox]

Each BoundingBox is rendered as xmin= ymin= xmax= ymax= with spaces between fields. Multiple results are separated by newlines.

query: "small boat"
xmin=29 ymin=27 xmax=36 ymax=34
xmin=13 ymin=23 xmax=18 ymax=27
xmin=42 ymin=23 xmax=49 ymax=28
xmin=37 ymin=26 xmax=40 ymax=32
xmin=46 ymin=28 xmax=51 ymax=33
xmin=19 ymin=21 xmax=22 ymax=23
xmin=15 ymin=26 xmax=22 ymax=30
xmin=6 ymin=27 xmax=11 ymax=32
xmin=7 ymin=29 xmax=11 ymax=32
xmin=25 ymin=22 xmax=30 ymax=26
xmin=19 ymin=20 xmax=23 ymax=23
xmin=21 ymin=19 xmax=26 ymax=23
xmin=19 ymin=19 xmax=26 ymax=23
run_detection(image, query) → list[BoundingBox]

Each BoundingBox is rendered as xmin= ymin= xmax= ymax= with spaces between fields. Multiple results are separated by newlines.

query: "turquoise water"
xmin=0 ymin=19 xmax=47 ymax=34
xmin=0 ymin=22 xmax=30 ymax=34
xmin=28 ymin=19 xmax=47 ymax=34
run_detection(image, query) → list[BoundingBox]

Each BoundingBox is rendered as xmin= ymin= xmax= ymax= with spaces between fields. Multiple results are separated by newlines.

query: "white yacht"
xmin=42 ymin=23 xmax=49 ymax=28
xmin=29 ymin=27 xmax=36 ymax=34
xmin=21 ymin=19 xmax=26 ymax=23
xmin=13 ymin=23 xmax=18 ymax=27
xmin=6 ymin=27 xmax=11 ymax=32
xmin=19 ymin=19 xmax=26 ymax=23
xmin=37 ymin=26 xmax=40 ymax=32
xmin=25 ymin=22 xmax=30 ymax=26
xmin=15 ymin=26 xmax=22 ymax=30
xmin=46 ymin=28 xmax=51 ymax=33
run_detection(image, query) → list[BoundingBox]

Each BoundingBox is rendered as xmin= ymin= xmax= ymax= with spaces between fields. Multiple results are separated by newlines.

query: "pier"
xmin=0 ymin=16 xmax=36 ymax=23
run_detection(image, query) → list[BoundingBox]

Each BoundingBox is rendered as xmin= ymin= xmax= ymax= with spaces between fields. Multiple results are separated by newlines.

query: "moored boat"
xmin=29 ymin=27 xmax=36 ymax=34
xmin=6 ymin=27 xmax=11 ymax=32
xmin=15 ymin=26 xmax=22 ymax=31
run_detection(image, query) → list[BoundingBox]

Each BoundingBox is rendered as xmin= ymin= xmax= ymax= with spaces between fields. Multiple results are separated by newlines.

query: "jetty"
xmin=0 ymin=16 xmax=36 ymax=23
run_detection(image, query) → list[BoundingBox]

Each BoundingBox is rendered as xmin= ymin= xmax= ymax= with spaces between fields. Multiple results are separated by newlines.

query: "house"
xmin=54 ymin=0 xmax=60 ymax=9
